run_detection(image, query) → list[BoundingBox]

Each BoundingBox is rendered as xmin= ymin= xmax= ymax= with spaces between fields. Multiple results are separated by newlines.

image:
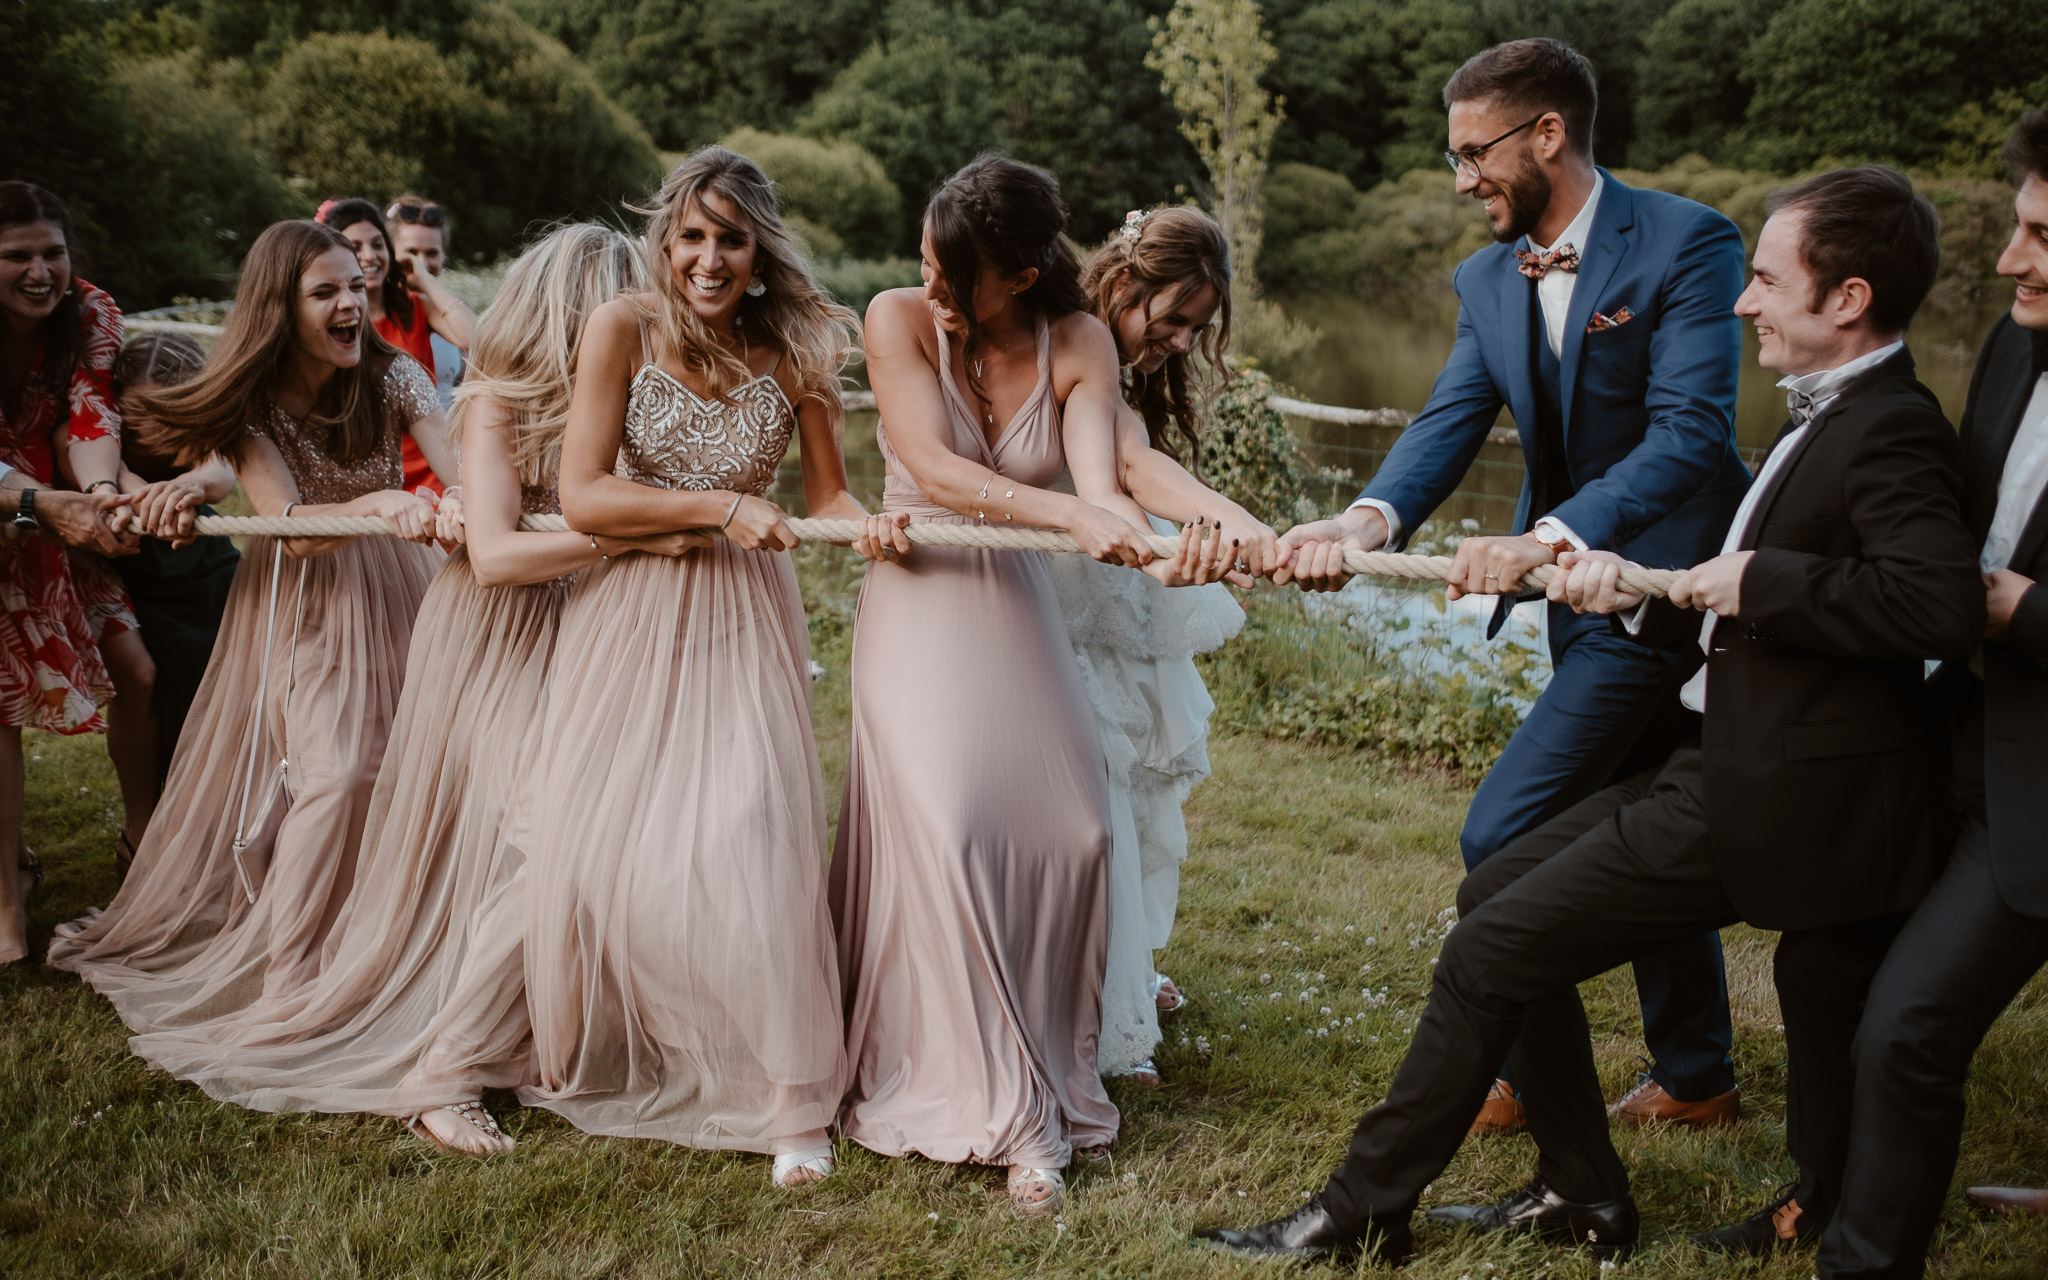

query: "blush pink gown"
xmin=831 ymin=318 xmax=1119 ymax=1170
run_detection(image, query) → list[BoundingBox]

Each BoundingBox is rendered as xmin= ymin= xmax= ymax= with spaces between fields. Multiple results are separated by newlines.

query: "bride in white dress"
xmin=1058 ymin=206 xmax=1279 ymax=1083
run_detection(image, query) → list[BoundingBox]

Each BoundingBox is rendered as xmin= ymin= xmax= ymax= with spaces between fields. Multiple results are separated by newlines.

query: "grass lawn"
xmin=6 ymin=564 xmax=2048 ymax=1277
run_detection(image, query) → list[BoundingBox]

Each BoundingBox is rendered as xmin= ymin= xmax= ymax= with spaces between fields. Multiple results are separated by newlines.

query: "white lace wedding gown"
xmin=1048 ymin=513 xmax=1243 ymax=1075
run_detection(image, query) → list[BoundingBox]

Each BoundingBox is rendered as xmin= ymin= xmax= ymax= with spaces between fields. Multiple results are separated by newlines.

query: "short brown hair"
xmin=1769 ymin=166 xmax=1938 ymax=335
xmin=1443 ymin=38 xmax=1598 ymax=157
xmin=2005 ymin=110 xmax=2048 ymax=187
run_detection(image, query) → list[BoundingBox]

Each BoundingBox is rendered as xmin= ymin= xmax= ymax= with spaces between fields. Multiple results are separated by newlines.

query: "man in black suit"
xmin=1814 ymin=113 xmax=2048 ymax=1280
xmin=1196 ymin=165 xmax=1984 ymax=1266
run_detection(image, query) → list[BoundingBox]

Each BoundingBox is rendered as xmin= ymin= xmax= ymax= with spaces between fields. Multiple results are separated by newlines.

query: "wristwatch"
xmin=12 ymin=488 xmax=38 ymax=534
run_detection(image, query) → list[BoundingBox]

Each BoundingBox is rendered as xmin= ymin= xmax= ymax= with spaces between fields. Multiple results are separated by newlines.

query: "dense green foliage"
xmin=11 ymin=0 xmax=2048 ymax=306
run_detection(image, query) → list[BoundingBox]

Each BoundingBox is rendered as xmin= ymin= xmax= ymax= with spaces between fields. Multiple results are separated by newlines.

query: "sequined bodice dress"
xmin=516 ymin=357 xmax=847 ymax=1148
xmin=51 ymin=357 xmax=444 ymax=1032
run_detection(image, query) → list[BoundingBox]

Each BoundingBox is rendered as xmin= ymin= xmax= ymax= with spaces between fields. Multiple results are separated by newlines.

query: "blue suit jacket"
xmin=1359 ymin=171 xmax=1750 ymax=570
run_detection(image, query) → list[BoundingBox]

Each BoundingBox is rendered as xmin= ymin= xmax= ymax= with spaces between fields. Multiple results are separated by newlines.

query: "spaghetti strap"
xmin=635 ymin=319 xmax=653 ymax=369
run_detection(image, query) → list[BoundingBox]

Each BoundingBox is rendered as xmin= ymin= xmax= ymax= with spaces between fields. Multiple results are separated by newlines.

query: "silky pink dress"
xmin=831 ymin=318 xmax=1119 ymax=1170
xmin=119 ymin=482 xmax=566 ymax=1116
xmin=514 ymin=355 xmax=846 ymax=1150
xmin=50 ymin=358 xmax=443 ymax=1025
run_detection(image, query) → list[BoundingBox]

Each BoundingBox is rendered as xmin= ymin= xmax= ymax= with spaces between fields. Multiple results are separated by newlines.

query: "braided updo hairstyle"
xmin=1081 ymin=205 xmax=1233 ymax=468
xmin=924 ymin=153 xmax=1087 ymax=402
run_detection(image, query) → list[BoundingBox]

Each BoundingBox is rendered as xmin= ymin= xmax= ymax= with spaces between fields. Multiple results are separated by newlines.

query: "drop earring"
xmin=745 ymin=275 xmax=767 ymax=298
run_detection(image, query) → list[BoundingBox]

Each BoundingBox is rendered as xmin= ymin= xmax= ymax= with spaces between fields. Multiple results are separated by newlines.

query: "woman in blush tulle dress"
xmin=835 ymin=154 xmax=1176 ymax=1217
xmin=1062 ymin=205 xmax=1289 ymax=1084
xmin=123 ymin=225 xmax=702 ymax=1155
xmin=517 ymin=147 xmax=869 ymax=1187
xmin=49 ymin=219 xmax=452 ymax=1025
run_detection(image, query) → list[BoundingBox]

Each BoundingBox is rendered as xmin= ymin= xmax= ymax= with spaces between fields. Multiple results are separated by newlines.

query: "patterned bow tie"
xmin=1786 ymin=387 xmax=1820 ymax=427
xmin=1516 ymin=244 xmax=1580 ymax=279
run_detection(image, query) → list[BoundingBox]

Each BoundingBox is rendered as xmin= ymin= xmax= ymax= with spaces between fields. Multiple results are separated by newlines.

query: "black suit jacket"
xmin=1631 ymin=347 xmax=1984 ymax=930
xmin=1939 ymin=315 xmax=2048 ymax=917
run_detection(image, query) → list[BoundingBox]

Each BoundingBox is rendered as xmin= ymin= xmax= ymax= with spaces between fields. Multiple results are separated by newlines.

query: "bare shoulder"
xmin=1047 ymin=310 xmax=1120 ymax=387
xmin=865 ymin=288 xmax=929 ymax=338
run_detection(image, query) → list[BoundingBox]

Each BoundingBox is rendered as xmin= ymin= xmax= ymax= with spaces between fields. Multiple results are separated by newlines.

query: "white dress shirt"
xmin=1352 ymin=177 xmax=1605 ymax=549
xmin=1676 ymin=340 xmax=1905 ymax=712
xmin=1984 ymin=373 xmax=2048 ymax=573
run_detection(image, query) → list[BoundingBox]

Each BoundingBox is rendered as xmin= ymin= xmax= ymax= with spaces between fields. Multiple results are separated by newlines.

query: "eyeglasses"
xmin=386 ymin=202 xmax=446 ymax=227
xmin=1444 ymin=115 xmax=1545 ymax=178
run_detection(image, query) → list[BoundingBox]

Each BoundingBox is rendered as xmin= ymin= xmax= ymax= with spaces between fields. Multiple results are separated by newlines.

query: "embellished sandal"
xmin=1151 ymin=972 xmax=1186 ymax=1013
xmin=771 ymin=1145 xmax=836 ymax=1188
xmin=1007 ymin=1166 xmax=1066 ymax=1217
xmin=1071 ymin=1142 xmax=1113 ymax=1166
xmin=114 ymin=832 xmax=137 ymax=884
xmin=1119 ymin=1059 xmax=1164 ymax=1088
xmin=404 ymin=1100 xmax=511 ymax=1156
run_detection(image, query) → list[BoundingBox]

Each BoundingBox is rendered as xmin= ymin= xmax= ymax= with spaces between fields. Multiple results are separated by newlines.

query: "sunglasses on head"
xmin=386 ymin=202 xmax=446 ymax=227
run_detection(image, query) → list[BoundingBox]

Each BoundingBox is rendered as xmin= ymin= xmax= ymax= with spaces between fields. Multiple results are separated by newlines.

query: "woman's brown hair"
xmin=114 ymin=331 xmax=206 ymax=392
xmin=134 ymin=219 xmax=400 ymax=469
xmin=1081 ymin=204 xmax=1233 ymax=467
xmin=0 ymin=182 xmax=86 ymax=398
xmin=923 ymin=153 xmax=1088 ymax=403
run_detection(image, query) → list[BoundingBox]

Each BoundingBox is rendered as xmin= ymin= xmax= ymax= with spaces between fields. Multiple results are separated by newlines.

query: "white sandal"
xmin=771 ymin=1145 xmax=836 ymax=1188
xmin=1007 ymin=1166 xmax=1066 ymax=1216
xmin=1152 ymin=972 xmax=1186 ymax=1013
xmin=403 ymin=1100 xmax=511 ymax=1156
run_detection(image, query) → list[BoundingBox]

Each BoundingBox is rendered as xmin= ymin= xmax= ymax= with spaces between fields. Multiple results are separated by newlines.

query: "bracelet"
xmin=719 ymin=494 xmax=744 ymax=529
xmin=281 ymin=501 xmax=299 ymax=519
xmin=87 ymin=479 xmax=119 ymax=494
xmin=590 ymin=533 xmax=607 ymax=559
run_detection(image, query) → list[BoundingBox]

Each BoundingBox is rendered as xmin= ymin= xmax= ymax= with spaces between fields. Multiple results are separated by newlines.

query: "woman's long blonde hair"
xmin=451 ymin=223 xmax=646 ymax=488
xmin=634 ymin=145 xmax=857 ymax=425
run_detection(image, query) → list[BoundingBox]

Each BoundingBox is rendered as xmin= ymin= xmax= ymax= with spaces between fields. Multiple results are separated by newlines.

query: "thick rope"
xmin=159 ymin=513 xmax=1680 ymax=597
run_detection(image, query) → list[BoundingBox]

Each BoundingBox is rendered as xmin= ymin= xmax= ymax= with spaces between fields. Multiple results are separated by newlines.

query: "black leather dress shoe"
xmin=1426 ymin=1176 xmax=1639 ymax=1259
xmin=1691 ymin=1183 xmax=1820 ymax=1256
xmin=1195 ymin=1197 xmax=1413 ymax=1264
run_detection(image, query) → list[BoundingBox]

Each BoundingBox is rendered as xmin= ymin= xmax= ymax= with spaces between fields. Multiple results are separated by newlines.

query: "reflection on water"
xmin=776 ymin=289 xmax=2009 ymax=533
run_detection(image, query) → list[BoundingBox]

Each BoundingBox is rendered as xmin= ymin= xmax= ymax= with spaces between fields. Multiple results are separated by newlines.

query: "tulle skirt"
xmin=1047 ymin=543 xmax=1242 ymax=1074
xmin=516 ymin=541 xmax=846 ymax=1151
xmin=121 ymin=552 xmax=564 ymax=1114
xmin=50 ymin=536 xmax=440 ymax=1031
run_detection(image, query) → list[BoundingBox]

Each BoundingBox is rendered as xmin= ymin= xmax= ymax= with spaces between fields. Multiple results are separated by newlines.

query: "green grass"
xmin=6 ymin=558 xmax=2048 ymax=1277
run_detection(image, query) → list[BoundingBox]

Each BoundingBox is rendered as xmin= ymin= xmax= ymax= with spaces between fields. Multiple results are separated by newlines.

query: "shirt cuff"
xmin=1530 ymin=515 xmax=1589 ymax=552
xmin=1619 ymin=598 xmax=1650 ymax=634
xmin=1346 ymin=497 xmax=1403 ymax=547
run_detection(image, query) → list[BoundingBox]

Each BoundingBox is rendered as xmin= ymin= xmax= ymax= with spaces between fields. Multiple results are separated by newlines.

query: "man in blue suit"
xmin=1275 ymin=37 xmax=1747 ymax=1131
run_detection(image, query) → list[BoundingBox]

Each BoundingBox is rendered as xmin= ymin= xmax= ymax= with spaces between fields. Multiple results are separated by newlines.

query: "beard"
xmin=1484 ymin=152 xmax=1553 ymax=244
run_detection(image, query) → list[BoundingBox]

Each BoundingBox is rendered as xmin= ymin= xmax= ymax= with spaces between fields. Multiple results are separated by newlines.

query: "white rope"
xmin=164 ymin=513 xmax=1680 ymax=597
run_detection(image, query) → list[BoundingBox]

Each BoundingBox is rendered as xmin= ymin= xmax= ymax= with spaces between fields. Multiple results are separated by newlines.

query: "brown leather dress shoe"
xmin=1469 ymin=1077 xmax=1526 ymax=1136
xmin=1966 ymin=1186 xmax=2048 ymax=1216
xmin=1607 ymin=1076 xmax=1741 ymax=1128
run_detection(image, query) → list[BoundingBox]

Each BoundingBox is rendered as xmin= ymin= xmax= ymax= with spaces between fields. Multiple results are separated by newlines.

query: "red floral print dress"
xmin=0 ymin=282 xmax=134 ymax=732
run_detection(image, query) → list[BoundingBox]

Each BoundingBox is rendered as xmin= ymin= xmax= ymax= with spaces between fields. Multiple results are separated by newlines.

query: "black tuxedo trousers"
xmin=1320 ymin=746 xmax=1902 ymax=1228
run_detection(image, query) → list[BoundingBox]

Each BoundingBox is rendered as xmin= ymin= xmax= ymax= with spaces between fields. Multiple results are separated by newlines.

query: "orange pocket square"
xmin=1586 ymin=307 xmax=1634 ymax=333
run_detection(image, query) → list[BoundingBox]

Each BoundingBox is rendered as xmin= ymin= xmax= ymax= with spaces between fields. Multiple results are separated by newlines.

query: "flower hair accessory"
xmin=315 ymin=199 xmax=339 ymax=224
xmin=1120 ymin=209 xmax=1149 ymax=242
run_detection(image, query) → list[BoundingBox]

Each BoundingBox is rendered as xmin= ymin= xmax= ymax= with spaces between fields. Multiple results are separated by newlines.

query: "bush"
xmin=1199 ymin=366 xmax=1350 ymax=528
xmin=1259 ymin=164 xmax=1488 ymax=292
xmin=814 ymin=257 xmax=921 ymax=312
xmin=1198 ymin=585 xmax=1541 ymax=774
xmin=721 ymin=128 xmax=901 ymax=260
xmin=255 ymin=6 xmax=659 ymax=260
xmin=798 ymin=35 xmax=1003 ymax=227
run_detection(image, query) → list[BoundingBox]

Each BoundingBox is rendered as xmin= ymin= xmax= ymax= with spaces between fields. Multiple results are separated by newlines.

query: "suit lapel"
xmin=2011 ymin=486 xmax=2048 ymax=572
xmin=1498 ymin=255 xmax=1538 ymax=471
xmin=1970 ymin=326 xmax=2041 ymax=534
xmin=1559 ymin=173 xmax=1635 ymax=429
xmin=1746 ymin=348 xmax=1918 ymax=537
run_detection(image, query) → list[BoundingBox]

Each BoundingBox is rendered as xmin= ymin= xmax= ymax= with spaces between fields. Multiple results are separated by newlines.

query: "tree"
xmin=1148 ymin=0 xmax=1285 ymax=295
xmin=798 ymin=35 xmax=1004 ymax=229
xmin=1740 ymin=0 xmax=2048 ymax=171
xmin=1628 ymin=0 xmax=1773 ymax=167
